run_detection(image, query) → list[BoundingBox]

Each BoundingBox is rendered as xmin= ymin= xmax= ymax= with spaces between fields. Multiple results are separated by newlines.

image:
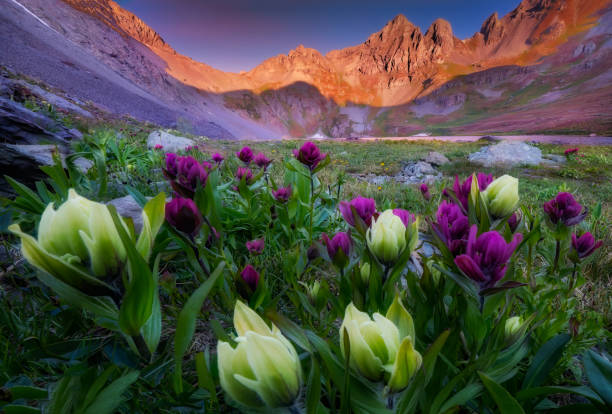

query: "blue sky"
xmin=117 ymin=0 xmax=520 ymax=73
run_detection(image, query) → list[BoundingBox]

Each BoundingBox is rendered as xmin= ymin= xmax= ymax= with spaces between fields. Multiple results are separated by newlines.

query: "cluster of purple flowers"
xmin=165 ymin=153 xmax=218 ymax=198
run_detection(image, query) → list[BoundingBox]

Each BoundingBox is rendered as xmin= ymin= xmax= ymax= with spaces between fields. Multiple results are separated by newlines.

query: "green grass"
xmin=1 ymin=126 xmax=610 ymax=412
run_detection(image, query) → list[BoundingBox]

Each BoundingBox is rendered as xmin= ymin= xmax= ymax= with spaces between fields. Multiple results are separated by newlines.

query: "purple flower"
xmin=454 ymin=225 xmax=523 ymax=290
xmin=246 ymin=238 xmax=265 ymax=255
xmin=165 ymin=153 xmax=179 ymax=178
xmin=235 ymin=167 xmax=253 ymax=184
xmin=154 ymin=144 xmax=163 ymax=150
xmin=339 ymin=197 xmax=377 ymax=227
xmin=322 ymin=232 xmax=352 ymax=268
xmin=452 ymin=173 xmax=493 ymax=211
xmin=177 ymin=156 xmax=208 ymax=190
xmin=212 ymin=152 xmax=224 ymax=163
xmin=272 ymin=186 xmax=292 ymax=203
xmin=507 ymin=213 xmax=520 ymax=233
xmin=420 ymin=183 xmax=431 ymax=201
xmin=293 ymin=141 xmax=326 ymax=170
xmin=254 ymin=153 xmax=272 ymax=170
xmin=201 ymin=161 xmax=213 ymax=171
xmin=393 ymin=209 xmax=415 ymax=227
xmin=571 ymin=232 xmax=603 ymax=260
xmin=431 ymin=201 xmax=470 ymax=255
xmin=165 ymin=197 xmax=202 ymax=235
xmin=236 ymin=146 xmax=254 ymax=164
xmin=543 ymin=192 xmax=586 ymax=226
xmin=564 ymin=148 xmax=579 ymax=156
xmin=241 ymin=265 xmax=260 ymax=291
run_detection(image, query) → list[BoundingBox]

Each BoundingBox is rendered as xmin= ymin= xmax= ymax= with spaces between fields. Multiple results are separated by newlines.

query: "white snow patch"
xmin=9 ymin=0 xmax=58 ymax=34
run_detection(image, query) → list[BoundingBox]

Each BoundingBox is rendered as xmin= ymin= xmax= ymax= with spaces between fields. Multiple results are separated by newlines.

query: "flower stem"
xmin=309 ymin=172 xmax=315 ymax=243
xmin=132 ymin=333 xmax=151 ymax=363
xmin=552 ymin=239 xmax=561 ymax=274
xmin=568 ymin=263 xmax=578 ymax=292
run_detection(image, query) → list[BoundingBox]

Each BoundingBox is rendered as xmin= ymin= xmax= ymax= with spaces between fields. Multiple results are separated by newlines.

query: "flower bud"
xmin=13 ymin=189 xmax=127 ymax=281
xmin=211 ymin=152 xmax=224 ymax=163
xmin=340 ymin=298 xmax=421 ymax=392
xmin=240 ymin=265 xmax=260 ymax=291
xmin=366 ymin=209 xmax=407 ymax=264
xmin=419 ymin=183 xmax=431 ymax=201
xmin=293 ymin=141 xmax=326 ymax=170
xmin=236 ymin=146 xmax=254 ymax=164
xmin=360 ymin=262 xmax=371 ymax=284
xmin=165 ymin=197 xmax=202 ymax=236
xmin=254 ymin=153 xmax=272 ymax=170
xmin=543 ymin=192 xmax=587 ymax=226
xmin=272 ymin=186 xmax=292 ymax=203
xmin=246 ymin=238 xmax=265 ymax=255
xmin=339 ymin=196 xmax=376 ymax=227
xmin=217 ymin=301 xmax=302 ymax=408
xmin=570 ymin=232 xmax=603 ymax=261
xmin=483 ymin=175 xmax=519 ymax=218
xmin=505 ymin=316 xmax=522 ymax=339
xmin=322 ymin=232 xmax=352 ymax=268
xmin=236 ymin=167 xmax=254 ymax=184
xmin=165 ymin=153 xmax=179 ymax=178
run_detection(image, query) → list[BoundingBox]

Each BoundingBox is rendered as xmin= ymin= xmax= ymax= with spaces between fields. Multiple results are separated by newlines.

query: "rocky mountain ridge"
xmin=1 ymin=0 xmax=610 ymax=138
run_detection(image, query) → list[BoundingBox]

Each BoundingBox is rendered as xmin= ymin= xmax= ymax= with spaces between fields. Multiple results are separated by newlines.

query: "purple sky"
xmin=117 ymin=0 xmax=520 ymax=73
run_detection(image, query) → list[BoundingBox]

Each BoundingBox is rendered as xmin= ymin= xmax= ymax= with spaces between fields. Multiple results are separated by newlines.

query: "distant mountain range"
xmin=2 ymin=0 xmax=611 ymax=138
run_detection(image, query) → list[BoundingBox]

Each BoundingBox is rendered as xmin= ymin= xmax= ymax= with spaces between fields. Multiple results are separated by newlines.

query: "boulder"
xmin=423 ymin=151 xmax=450 ymax=166
xmin=468 ymin=141 xmax=542 ymax=166
xmin=147 ymin=130 xmax=194 ymax=152
xmin=107 ymin=195 xmax=144 ymax=233
xmin=0 ymin=97 xmax=82 ymax=146
xmin=0 ymin=143 xmax=93 ymax=176
xmin=477 ymin=135 xmax=503 ymax=143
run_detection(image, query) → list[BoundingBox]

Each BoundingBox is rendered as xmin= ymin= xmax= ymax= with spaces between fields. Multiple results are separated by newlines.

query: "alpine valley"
xmin=1 ymin=0 xmax=611 ymax=139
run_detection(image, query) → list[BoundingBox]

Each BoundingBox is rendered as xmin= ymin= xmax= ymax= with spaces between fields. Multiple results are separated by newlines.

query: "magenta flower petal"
xmin=165 ymin=197 xmax=202 ymax=235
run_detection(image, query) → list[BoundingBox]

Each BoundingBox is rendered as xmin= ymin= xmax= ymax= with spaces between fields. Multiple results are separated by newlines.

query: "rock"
xmin=402 ymin=161 xmax=437 ymax=176
xmin=542 ymin=154 xmax=566 ymax=164
xmin=147 ymin=130 xmax=195 ymax=152
xmin=423 ymin=151 xmax=449 ymax=166
xmin=0 ymin=143 xmax=93 ymax=175
xmin=107 ymin=195 xmax=144 ymax=233
xmin=0 ymin=76 xmax=93 ymax=118
xmin=468 ymin=141 xmax=542 ymax=166
xmin=478 ymin=135 xmax=502 ymax=143
xmin=0 ymin=97 xmax=81 ymax=146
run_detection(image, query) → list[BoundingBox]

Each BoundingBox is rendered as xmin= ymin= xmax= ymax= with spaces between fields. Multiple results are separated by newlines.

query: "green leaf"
xmin=4 ymin=175 xmax=46 ymax=214
xmin=423 ymin=329 xmax=450 ymax=383
xmin=136 ymin=192 xmax=166 ymax=260
xmin=173 ymin=262 xmax=226 ymax=393
xmin=479 ymin=371 xmax=525 ymax=414
xmin=82 ymin=370 xmax=139 ymax=414
xmin=5 ymin=386 xmax=48 ymax=401
xmin=438 ymin=383 xmax=482 ymax=413
xmin=522 ymin=334 xmax=570 ymax=390
xmin=265 ymin=310 xmax=313 ymax=353
xmin=583 ymin=349 xmax=612 ymax=407
xmin=34 ymin=267 xmax=119 ymax=325
xmin=306 ymin=356 xmax=322 ymax=414
xmin=516 ymin=385 xmax=604 ymax=406
xmin=195 ymin=351 xmax=218 ymax=404
xmin=3 ymin=405 xmax=41 ymax=414
xmin=109 ymin=206 xmax=155 ymax=337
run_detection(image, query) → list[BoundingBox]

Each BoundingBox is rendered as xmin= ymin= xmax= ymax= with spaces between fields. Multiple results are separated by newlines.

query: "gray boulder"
xmin=468 ymin=141 xmax=542 ymax=166
xmin=423 ymin=151 xmax=450 ymax=166
xmin=0 ymin=97 xmax=82 ymax=146
xmin=108 ymin=195 xmax=144 ymax=233
xmin=147 ymin=130 xmax=195 ymax=152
